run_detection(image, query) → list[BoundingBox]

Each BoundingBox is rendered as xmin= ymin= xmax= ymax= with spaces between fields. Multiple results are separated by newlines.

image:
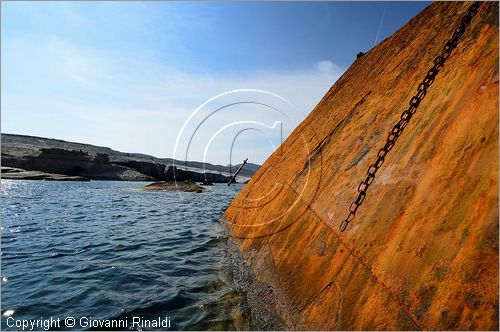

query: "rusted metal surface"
xmin=340 ymin=2 xmax=482 ymax=232
xmin=223 ymin=2 xmax=499 ymax=330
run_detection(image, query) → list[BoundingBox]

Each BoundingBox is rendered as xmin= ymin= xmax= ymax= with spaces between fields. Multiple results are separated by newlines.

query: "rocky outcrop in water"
xmin=224 ymin=2 xmax=498 ymax=330
xmin=143 ymin=181 xmax=206 ymax=193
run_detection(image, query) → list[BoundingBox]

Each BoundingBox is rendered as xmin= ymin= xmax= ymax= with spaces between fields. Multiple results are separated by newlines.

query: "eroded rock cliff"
xmin=1 ymin=134 xmax=258 ymax=182
xmin=224 ymin=2 xmax=498 ymax=330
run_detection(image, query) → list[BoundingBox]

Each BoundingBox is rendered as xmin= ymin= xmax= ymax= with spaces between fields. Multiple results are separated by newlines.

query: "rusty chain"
xmin=339 ymin=2 xmax=482 ymax=232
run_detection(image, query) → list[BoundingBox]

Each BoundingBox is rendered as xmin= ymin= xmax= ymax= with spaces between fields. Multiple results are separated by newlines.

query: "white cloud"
xmin=315 ymin=60 xmax=341 ymax=74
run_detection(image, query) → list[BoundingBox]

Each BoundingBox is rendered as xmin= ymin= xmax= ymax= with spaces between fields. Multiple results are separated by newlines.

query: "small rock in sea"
xmin=143 ymin=181 xmax=206 ymax=193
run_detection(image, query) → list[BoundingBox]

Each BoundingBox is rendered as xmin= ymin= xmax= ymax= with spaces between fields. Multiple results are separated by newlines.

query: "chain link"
xmin=339 ymin=2 xmax=481 ymax=232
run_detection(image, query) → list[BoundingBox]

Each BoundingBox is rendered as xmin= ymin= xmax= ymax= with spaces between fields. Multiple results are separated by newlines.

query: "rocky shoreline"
xmin=1 ymin=166 xmax=90 ymax=181
xmin=1 ymin=134 xmax=259 ymax=183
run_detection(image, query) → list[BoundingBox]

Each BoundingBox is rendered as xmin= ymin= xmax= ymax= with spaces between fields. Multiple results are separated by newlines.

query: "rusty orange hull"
xmin=223 ymin=2 xmax=499 ymax=330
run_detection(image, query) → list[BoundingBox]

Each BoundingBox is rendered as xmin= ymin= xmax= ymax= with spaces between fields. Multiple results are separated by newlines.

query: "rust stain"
xmin=223 ymin=2 xmax=499 ymax=330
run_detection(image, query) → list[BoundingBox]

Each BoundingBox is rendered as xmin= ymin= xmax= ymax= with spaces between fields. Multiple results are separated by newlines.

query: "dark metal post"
xmin=227 ymin=158 xmax=248 ymax=186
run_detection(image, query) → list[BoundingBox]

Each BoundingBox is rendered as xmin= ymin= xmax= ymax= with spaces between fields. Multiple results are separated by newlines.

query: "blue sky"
xmin=1 ymin=1 xmax=429 ymax=164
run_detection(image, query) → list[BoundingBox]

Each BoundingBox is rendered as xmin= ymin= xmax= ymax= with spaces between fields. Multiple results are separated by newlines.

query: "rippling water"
xmin=1 ymin=180 xmax=250 ymax=330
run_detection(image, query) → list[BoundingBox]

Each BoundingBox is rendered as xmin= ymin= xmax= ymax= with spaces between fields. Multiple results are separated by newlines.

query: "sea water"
xmin=1 ymin=180 xmax=250 ymax=330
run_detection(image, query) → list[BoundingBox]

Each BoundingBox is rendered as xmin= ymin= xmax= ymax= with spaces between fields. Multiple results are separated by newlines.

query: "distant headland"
xmin=1 ymin=134 xmax=260 ymax=183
